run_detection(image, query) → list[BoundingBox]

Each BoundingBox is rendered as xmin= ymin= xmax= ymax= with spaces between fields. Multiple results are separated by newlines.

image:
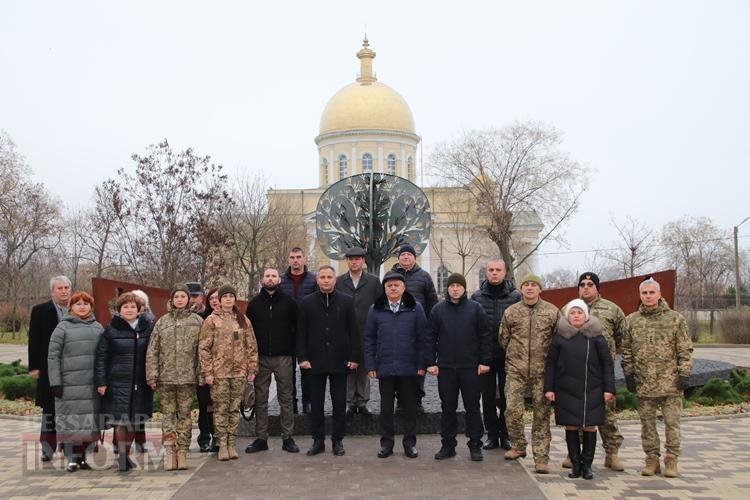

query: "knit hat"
xmin=217 ymin=284 xmax=237 ymax=299
xmin=564 ymin=298 xmax=589 ymax=321
xmin=578 ymin=272 xmax=600 ymax=290
xmin=447 ymin=273 xmax=467 ymax=289
xmin=382 ymin=271 xmax=405 ymax=284
xmin=520 ymin=274 xmax=543 ymax=290
xmin=170 ymin=283 xmax=191 ymax=299
xmin=398 ymin=244 xmax=416 ymax=257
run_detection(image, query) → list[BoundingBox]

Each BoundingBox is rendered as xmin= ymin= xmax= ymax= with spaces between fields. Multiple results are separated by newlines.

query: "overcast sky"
xmin=2 ymin=0 xmax=748 ymax=275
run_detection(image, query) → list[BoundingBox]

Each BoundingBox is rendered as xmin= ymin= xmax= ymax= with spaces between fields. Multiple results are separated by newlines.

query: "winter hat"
xmin=520 ymin=274 xmax=543 ymax=290
xmin=345 ymin=247 xmax=366 ymax=257
xmin=382 ymin=271 xmax=405 ymax=284
xmin=564 ymin=298 xmax=589 ymax=321
xmin=398 ymin=244 xmax=416 ymax=257
xmin=170 ymin=283 xmax=191 ymax=299
xmin=217 ymin=284 xmax=237 ymax=299
xmin=578 ymin=272 xmax=601 ymax=290
xmin=447 ymin=273 xmax=467 ymax=289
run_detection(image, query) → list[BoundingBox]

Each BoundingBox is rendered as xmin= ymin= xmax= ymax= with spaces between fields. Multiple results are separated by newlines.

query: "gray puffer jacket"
xmin=47 ymin=314 xmax=104 ymax=435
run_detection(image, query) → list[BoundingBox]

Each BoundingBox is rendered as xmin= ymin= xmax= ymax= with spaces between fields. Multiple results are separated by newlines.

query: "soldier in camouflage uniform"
xmin=622 ymin=278 xmax=693 ymax=478
xmin=559 ymin=272 xmax=627 ymax=471
xmin=500 ymin=274 xmax=560 ymax=474
xmin=199 ymin=285 xmax=259 ymax=461
xmin=146 ymin=284 xmax=204 ymax=470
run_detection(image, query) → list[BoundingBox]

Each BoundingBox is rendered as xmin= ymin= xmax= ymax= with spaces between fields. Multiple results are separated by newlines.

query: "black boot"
xmin=565 ymin=430 xmax=582 ymax=478
xmin=581 ymin=431 xmax=597 ymax=480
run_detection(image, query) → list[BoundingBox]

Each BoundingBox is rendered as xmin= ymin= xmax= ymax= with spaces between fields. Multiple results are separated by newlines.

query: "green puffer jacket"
xmin=146 ymin=305 xmax=204 ymax=386
xmin=622 ymin=298 xmax=693 ymax=398
xmin=500 ymin=298 xmax=560 ymax=379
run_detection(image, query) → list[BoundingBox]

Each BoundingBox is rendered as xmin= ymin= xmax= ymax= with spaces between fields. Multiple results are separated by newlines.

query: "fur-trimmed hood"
xmin=555 ymin=315 xmax=603 ymax=339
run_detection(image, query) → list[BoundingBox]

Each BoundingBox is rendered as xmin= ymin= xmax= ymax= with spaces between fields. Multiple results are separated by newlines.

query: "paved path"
xmin=0 ymin=345 xmax=27 ymax=365
xmin=2 ymin=415 xmax=749 ymax=499
xmin=693 ymin=346 xmax=750 ymax=368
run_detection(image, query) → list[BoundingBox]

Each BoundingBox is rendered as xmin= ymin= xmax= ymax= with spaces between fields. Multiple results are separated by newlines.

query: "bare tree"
xmin=429 ymin=122 xmax=589 ymax=281
xmin=541 ymin=268 xmax=579 ymax=289
xmin=430 ymin=194 xmax=483 ymax=275
xmin=603 ymin=216 xmax=662 ymax=278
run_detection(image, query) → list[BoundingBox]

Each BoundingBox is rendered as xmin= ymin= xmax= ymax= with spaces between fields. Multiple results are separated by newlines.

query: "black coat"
xmin=425 ymin=294 xmax=493 ymax=369
xmin=297 ymin=290 xmax=361 ymax=374
xmin=544 ymin=317 xmax=615 ymax=427
xmin=471 ymin=279 xmax=521 ymax=361
xmin=95 ymin=315 xmax=154 ymax=426
xmin=280 ymin=266 xmax=318 ymax=303
xmin=364 ymin=291 xmax=427 ymax=376
xmin=391 ymin=263 xmax=438 ymax=318
xmin=28 ymin=300 xmax=62 ymax=408
xmin=246 ymin=288 xmax=298 ymax=357
xmin=336 ymin=271 xmax=382 ymax=333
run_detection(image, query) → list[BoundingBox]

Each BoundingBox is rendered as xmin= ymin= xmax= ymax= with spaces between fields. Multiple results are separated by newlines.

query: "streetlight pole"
xmin=735 ymin=217 xmax=749 ymax=308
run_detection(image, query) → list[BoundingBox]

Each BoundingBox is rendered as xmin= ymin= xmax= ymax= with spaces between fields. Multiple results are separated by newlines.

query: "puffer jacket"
xmin=500 ymin=299 xmax=560 ymax=379
xmin=622 ymin=298 xmax=693 ymax=397
xmin=280 ymin=266 xmax=318 ymax=303
xmin=47 ymin=314 xmax=104 ymax=434
xmin=471 ymin=279 xmax=521 ymax=359
xmin=95 ymin=315 xmax=154 ymax=425
xmin=363 ymin=291 xmax=427 ymax=376
xmin=544 ymin=316 xmax=615 ymax=427
xmin=146 ymin=304 xmax=204 ymax=386
xmin=199 ymin=309 xmax=258 ymax=381
xmin=390 ymin=263 xmax=438 ymax=318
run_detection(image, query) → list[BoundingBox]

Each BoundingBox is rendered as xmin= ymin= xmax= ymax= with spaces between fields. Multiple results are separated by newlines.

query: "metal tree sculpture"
xmin=315 ymin=173 xmax=431 ymax=275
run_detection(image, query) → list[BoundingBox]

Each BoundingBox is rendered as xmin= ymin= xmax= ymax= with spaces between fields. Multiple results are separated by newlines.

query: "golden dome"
xmin=318 ymin=38 xmax=415 ymax=136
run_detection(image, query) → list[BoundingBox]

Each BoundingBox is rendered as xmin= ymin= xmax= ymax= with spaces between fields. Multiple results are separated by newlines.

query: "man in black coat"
xmin=391 ymin=243 xmax=438 ymax=412
xmin=280 ymin=246 xmax=318 ymax=414
xmin=28 ymin=275 xmax=71 ymax=461
xmin=245 ymin=268 xmax=300 ymax=454
xmin=426 ymin=273 xmax=493 ymax=462
xmin=297 ymin=265 xmax=360 ymax=457
xmin=470 ymin=259 xmax=521 ymax=451
xmin=336 ymin=247 xmax=381 ymax=416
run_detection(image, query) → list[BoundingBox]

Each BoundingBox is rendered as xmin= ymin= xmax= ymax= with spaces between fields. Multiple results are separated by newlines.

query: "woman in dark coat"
xmin=544 ymin=299 xmax=614 ymax=480
xmin=47 ymin=291 xmax=103 ymax=472
xmin=95 ymin=292 xmax=154 ymax=471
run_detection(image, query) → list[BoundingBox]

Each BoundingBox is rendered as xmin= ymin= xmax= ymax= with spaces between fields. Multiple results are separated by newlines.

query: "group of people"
xmin=28 ymin=243 xmax=693 ymax=480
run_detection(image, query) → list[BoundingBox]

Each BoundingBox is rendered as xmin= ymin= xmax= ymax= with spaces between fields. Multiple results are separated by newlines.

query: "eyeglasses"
xmin=578 ymin=282 xmax=596 ymax=288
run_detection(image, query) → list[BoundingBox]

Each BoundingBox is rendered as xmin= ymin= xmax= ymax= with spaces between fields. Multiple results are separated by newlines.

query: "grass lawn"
xmin=0 ymin=330 xmax=28 ymax=345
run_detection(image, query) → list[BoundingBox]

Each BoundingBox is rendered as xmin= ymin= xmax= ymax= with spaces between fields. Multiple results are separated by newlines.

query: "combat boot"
xmin=504 ymin=448 xmax=526 ymax=460
xmin=227 ymin=440 xmax=239 ymax=460
xmin=176 ymin=450 xmax=188 ymax=470
xmin=534 ymin=461 xmax=549 ymax=474
xmin=562 ymin=455 xmax=573 ymax=469
xmin=641 ymin=455 xmax=660 ymax=476
xmin=163 ymin=443 xmax=176 ymax=471
xmin=218 ymin=441 xmax=230 ymax=461
xmin=663 ymin=454 xmax=679 ymax=478
xmin=604 ymin=453 xmax=625 ymax=471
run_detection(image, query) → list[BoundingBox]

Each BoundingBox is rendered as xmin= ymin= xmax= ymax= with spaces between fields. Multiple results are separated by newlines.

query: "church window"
xmin=321 ymin=158 xmax=328 ymax=185
xmin=436 ymin=264 xmax=450 ymax=295
xmin=338 ymin=155 xmax=348 ymax=178
xmin=362 ymin=153 xmax=373 ymax=173
xmin=387 ymin=154 xmax=396 ymax=175
xmin=407 ymin=156 xmax=414 ymax=178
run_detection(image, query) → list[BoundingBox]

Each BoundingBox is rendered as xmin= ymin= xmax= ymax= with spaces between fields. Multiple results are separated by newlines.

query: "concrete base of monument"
xmin=237 ymin=357 xmax=735 ymax=437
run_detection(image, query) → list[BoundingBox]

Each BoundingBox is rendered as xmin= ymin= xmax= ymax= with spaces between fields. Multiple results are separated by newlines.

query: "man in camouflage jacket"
xmin=499 ymin=274 xmax=560 ymax=473
xmin=622 ymin=278 xmax=692 ymax=478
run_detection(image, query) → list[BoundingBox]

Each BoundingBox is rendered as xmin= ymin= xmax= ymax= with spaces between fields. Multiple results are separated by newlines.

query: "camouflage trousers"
xmin=210 ymin=377 xmax=245 ymax=446
xmin=504 ymin=372 xmax=551 ymax=463
xmin=158 ymin=384 xmax=194 ymax=451
xmin=638 ymin=395 xmax=682 ymax=457
xmin=599 ymin=397 xmax=624 ymax=455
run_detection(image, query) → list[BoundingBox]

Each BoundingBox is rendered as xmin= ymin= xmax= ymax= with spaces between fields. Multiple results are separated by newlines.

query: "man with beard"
xmin=245 ymin=268 xmax=300 ymax=454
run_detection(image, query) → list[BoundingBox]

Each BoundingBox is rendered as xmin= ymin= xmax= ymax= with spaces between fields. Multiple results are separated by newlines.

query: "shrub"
xmin=0 ymin=375 xmax=36 ymax=400
xmin=689 ymin=378 xmax=744 ymax=405
xmin=717 ymin=308 xmax=750 ymax=344
xmin=729 ymin=368 xmax=750 ymax=395
xmin=0 ymin=360 xmax=27 ymax=377
xmin=0 ymin=303 xmax=30 ymax=332
xmin=615 ymin=388 xmax=639 ymax=410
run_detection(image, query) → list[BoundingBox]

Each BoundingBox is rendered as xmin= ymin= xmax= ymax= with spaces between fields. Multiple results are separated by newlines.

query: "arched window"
xmin=338 ymin=155 xmax=348 ymax=179
xmin=407 ymin=156 xmax=414 ymax=179
xmin=321 ymin=158 xmax=328 ymax=185
xmin=387 ymin=154 xmax=396 ymax=175
xmin=436 ymin=264 xmax=450 ymax=295
xmin=362 ymin=153 xmax=373 ymax=173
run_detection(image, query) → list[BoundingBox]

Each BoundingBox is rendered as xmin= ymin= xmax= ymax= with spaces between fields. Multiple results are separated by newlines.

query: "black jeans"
xmin=308 ymin=372 xmax=347 ymax=441
xmin=379 ymin=376 xmax=418 ymax=449
xmin=437 ymin=367 xmax=484 ymax=448
xmin=480 ymin=357 xmax=509 ymax=439
xmin=196 ymin=385 xmax=214 ymax=446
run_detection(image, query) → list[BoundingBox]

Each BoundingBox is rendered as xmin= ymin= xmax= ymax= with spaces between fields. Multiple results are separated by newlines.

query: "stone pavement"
xmin=693 ymin=346 xmax=750 ymax=368
xmin=2 ymin=414 xmax=750 ymax=499
xmin=0 ymin=344 xmax=27 ymax=365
